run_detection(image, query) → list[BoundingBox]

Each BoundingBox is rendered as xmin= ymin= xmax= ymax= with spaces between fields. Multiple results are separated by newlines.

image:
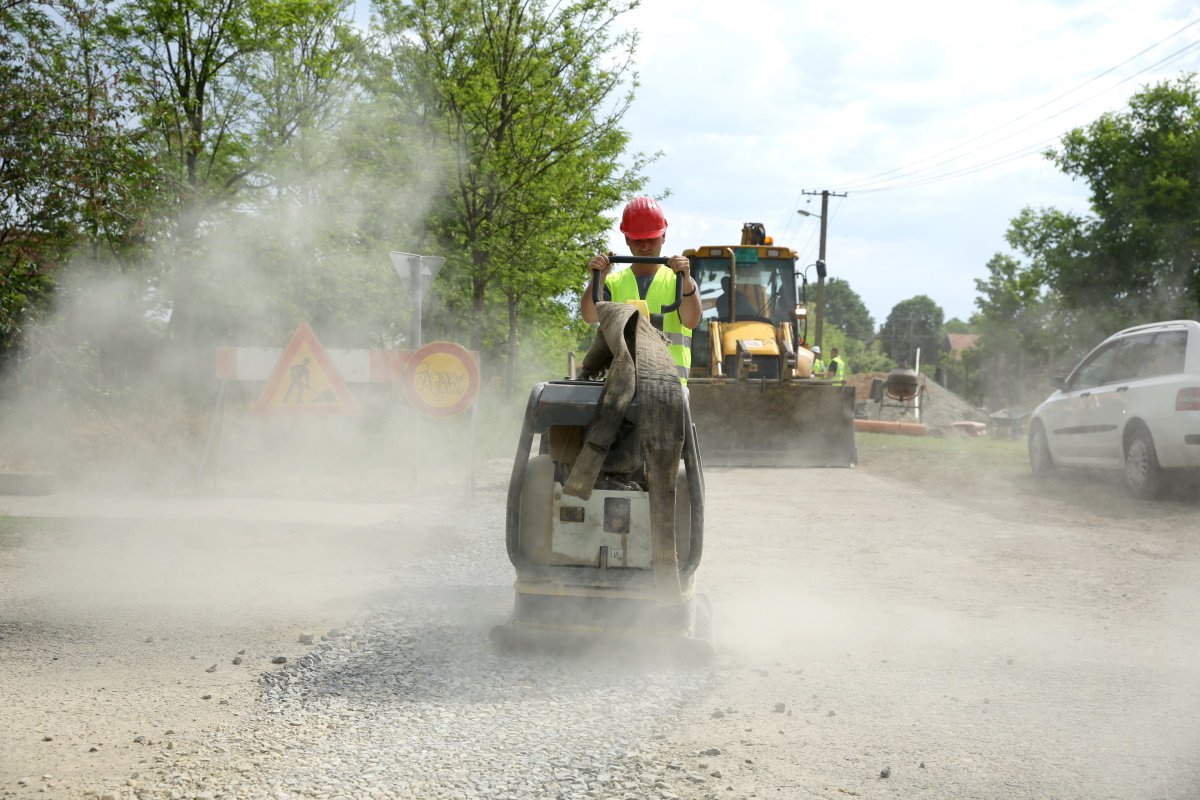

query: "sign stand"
xmin=195 ymin=379 xmax=228 ymax=493
xmin=466 ymin=390 xmax=480 ymax=500
xmin=389 ymin=252 xmax=446 ymax=486
xmin=400 ymin=341 xmax=482 ymax=498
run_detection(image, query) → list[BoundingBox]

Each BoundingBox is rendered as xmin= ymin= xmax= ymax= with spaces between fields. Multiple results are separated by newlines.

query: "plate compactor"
xmin=491 ymin=257 xmax=714 ymax=660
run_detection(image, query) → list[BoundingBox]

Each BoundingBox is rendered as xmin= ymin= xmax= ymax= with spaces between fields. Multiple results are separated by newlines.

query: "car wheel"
xmin=1028 ymin=421 xmax=1055 ymax=475
xmin=1124 ymin=427 xmax=1167 ymax=500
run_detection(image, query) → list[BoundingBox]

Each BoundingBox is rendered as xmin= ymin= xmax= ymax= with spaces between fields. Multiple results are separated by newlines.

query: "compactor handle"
xmin=596 ymin=255 xmax=684 ymax=314
xmin=608 ymin=256 xmax=670 ymax=265
xmin=661 ymin=270 xmax=685 ymax=314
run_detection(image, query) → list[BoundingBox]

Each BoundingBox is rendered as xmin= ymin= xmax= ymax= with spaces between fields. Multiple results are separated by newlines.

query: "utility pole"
xmin=799 ymin=189 xmax=847 ymax=352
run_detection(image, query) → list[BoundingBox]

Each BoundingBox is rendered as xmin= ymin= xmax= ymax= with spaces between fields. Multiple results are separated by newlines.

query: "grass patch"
xmin=0 ymin=515 xmax=69 ymax=549
xmin=855 ymin=430 xmax=1200 ymax=524
xmin=857 ymin=431 xmax=1028 ymax=479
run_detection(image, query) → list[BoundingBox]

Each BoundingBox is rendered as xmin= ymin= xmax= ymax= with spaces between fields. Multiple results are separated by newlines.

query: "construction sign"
xmin=254 ymin=324 xmax=361 ymax=416
xmin=402 ymin=342 xmax=481 ymax=418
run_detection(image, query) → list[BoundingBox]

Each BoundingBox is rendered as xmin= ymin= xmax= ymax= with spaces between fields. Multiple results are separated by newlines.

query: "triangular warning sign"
xmin=254 ymin=324 xmax=361 ymax=416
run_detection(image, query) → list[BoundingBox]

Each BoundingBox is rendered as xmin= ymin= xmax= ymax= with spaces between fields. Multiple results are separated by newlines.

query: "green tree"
xmin=0 ymin=4 xmax=71 ymax=363
xmin=822 ymin=277 xmax=875 ymax=342
xmin=203 ymin=1 xmax=402 ymax=348
xmin=972 ymin=252 xmax=1059 ymax=355
xmin=107 ymin=0 xmax=357 ymax=343
xmin=843 ymin=336 xmax=894 ymax=375
xmin=1046 ymin=74 xmax=1200 ymax=320
xmin=879 ymin=295 xmax=944 ymax=368
xmin=943 ymin=317 xmax=972 ymax=334
xmin=370 ymin=0 xmax=651 ymax=384
xmin=971 ymin=76 xmax=1200 ymax=409
xmin=1 ymin=0 xmax=159 ymax=371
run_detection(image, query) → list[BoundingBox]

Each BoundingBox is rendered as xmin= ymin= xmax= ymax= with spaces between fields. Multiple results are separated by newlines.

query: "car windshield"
xmin=691 ymin=257 xmax=795 ymax=325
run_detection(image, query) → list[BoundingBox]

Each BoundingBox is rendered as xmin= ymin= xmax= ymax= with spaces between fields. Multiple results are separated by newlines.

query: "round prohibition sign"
xmin=402 ymin=341 xmax=481 ymax=418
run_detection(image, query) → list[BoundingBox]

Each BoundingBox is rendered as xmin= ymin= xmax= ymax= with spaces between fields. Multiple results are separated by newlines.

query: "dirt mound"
xmin=848 ymin=372 xmax=988 ymax=432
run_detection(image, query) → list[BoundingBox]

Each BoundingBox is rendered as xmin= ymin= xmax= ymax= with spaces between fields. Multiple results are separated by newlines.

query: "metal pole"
xmin=914 ymin=347 xmax=922 ymax=422
xmin=801 ymin=188 xmax=845 ymax=354
xmin=197 ymin=379 xmax=228 ymax=494
xmin=465 ymin=382 xmax=480 ymax=501
xmin=411 ymin=256 xmax=423 ymax=351
xmin=411 ymin=256 xmax=422 ymax=485
xmin=815 ymin=190 xmax=828 ymax=352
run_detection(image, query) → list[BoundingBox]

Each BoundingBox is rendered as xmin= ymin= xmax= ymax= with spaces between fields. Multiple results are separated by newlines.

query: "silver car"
xmin=1028 ymin=319 xmax=1200 ymax=499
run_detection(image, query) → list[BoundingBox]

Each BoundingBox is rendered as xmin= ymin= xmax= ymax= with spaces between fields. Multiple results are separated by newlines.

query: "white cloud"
xmin=605 ymin=0 xmax=1200 ymax=325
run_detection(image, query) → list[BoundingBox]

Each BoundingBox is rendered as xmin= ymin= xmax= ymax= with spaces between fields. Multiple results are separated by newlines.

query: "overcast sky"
xmin=603 ymin=0 xmax=1199 ymax=328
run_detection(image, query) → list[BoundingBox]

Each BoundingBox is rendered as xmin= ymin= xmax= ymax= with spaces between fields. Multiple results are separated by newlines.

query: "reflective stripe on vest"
xmin=607 ymin=266 xmax=692 ymax=384
xmin=665 ymin=331 xmax=692 ymax=348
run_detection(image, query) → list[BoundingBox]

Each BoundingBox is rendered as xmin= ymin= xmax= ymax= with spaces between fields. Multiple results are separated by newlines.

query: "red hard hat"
xmin=620 ymin=196 xmax=668 ymax=239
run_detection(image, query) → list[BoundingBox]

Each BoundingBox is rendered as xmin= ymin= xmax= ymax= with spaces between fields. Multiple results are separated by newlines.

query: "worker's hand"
xmin=668 ymin=254 xmax=690 ymax=278
xmin=587 ymin=252 xmax=612 ymax=281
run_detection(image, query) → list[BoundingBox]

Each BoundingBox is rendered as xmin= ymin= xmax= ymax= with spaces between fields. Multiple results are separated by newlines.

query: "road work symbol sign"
xmin=402 ymin=341 xmax=480 ymax=418
xmin=254 ymin=324 xmax=361 ymax=416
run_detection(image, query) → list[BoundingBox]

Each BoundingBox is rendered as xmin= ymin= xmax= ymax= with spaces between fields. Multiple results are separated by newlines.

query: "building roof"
xmin=946 ymin=333 xmax=981 ymax=353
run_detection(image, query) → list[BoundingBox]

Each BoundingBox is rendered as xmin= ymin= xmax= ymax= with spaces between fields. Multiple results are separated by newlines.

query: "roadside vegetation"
xmin=856 ymin=431 xmax=1200 ymax=524
xmin=0 ymin=514 xmax=62 ymax=549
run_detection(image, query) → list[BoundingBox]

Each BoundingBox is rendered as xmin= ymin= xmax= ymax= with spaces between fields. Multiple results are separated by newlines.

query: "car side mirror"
xmin=1049 ymin=376 xmax=1066 ymax=390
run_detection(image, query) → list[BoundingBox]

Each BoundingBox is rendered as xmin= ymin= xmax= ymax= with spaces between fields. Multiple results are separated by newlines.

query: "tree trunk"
xmin=470 ymin=276 xmax=487 ymax=352
xmin=469 ymin=248 xmax=490 ymax=352
xmin=504 ymin=291 xmax=518 ymax=397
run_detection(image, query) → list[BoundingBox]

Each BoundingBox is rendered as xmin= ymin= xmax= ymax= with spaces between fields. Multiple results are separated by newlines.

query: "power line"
xmin=835 ymin=15 xmax=1200 ymax=191
xmin=843 ymin=38 xmax=1200 ymax=193
xmin=853 ymin=137 xmax=1061 ymax=194
xmin=823 ymin=17 xmax=1200 ymax=195
xmin=851 ymin=42 xmax=1200 ymax=194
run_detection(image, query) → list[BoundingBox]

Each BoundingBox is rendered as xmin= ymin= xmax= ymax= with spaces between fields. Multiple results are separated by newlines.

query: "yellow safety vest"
xmin=829 ymin=356 xmax=846 ymax=385
xmin=606 ymin=266 xmax=692 ymax=384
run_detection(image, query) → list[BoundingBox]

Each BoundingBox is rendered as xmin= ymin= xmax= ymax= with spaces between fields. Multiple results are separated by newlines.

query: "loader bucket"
xmin=688 ymin=381 xmax=857 ymax=467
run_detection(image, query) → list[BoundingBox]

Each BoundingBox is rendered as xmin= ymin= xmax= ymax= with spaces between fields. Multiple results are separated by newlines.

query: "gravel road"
xmin=2 ymin=458 xmax=1198 ymax=800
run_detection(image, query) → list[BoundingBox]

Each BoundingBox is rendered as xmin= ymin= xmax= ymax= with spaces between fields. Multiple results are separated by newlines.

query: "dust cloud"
xmin=0 ymin=102 xmax=503 ymax=687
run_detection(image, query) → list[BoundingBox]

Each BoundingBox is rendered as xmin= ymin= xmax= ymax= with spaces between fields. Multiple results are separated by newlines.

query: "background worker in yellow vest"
xmin=809 ymin=344 xmax=826 ymax=378
xmin=824 ymin=346 xmax=847 ymax=385
xmin=581 ymin=197 xmax=701 ymax=383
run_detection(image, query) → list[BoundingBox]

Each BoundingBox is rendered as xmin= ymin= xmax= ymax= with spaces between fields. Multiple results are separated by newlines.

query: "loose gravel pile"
xmin=121 ymin=498 xmax=718 ymax=800
xmin=849 ymin=373 xmax=988 ymax=431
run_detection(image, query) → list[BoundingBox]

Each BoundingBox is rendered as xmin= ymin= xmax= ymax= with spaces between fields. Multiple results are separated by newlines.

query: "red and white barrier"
xmin=215 ymin=348 xmax=414 ymax=383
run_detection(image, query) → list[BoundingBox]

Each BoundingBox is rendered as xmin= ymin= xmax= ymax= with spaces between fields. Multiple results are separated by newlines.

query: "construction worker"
xmin=825 ymin=346 xmax=847 ymax=385
xmin=716 ymin=276 xmax=757 ymax=320
xmin=582 ymin=197 xmax=701 ymax=383
xmin=810 ymin=345 xmax=826 ymax=378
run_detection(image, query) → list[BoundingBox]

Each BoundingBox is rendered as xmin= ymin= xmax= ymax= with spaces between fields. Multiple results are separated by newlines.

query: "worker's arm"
xmin=669 ymin=255 xmax=701 ymax=329
xmin=581 ymin=253 xmax=612 ymax=324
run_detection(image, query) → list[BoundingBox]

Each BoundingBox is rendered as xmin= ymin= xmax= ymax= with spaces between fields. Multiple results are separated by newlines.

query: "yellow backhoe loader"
xmin=683 ymin=224 xmax=857 ymax=467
